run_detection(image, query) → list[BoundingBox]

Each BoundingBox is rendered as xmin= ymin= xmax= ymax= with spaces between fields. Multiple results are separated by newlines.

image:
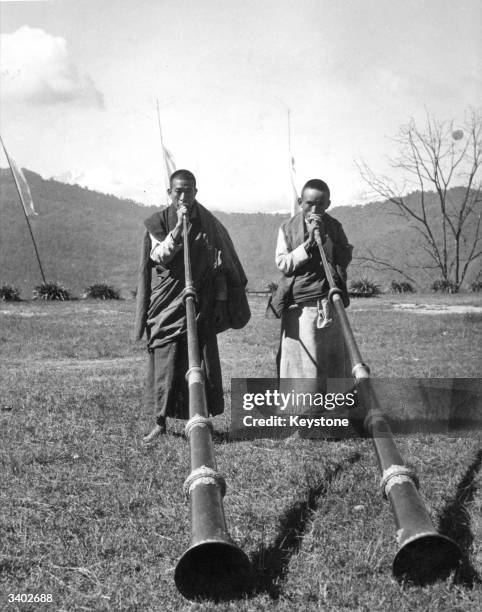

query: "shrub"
xmin=470 ymin=280 xmax=482 ymax=293
xmin=0 ymin=285 xmax=21 ymax=302
xmin=391 ymin=280 xmax=415 ymax=294
xmin=33 ymin=282 xmax=71 ymax=301
xmin=349 ymin=278 xmax=381 ymax=298
xmin=400 ymin=281 xmax=415 ymax=293
xmin=431 ymin=279 xmax=458 ymax=294
xmin=83 ymin=283 xmax=120 ymax=300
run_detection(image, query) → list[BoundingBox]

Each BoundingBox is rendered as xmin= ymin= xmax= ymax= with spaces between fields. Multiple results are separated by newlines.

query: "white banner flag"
xmin=1 ymin=136 xmax=38 ymax=216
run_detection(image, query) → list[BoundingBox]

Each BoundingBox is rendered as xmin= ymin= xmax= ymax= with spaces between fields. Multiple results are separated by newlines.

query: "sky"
xmin=0 ymin=0 xmax=480 ymax=212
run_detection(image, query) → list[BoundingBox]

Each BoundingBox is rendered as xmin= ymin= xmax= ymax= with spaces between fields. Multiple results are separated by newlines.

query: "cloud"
xmin=1 ymin=26 xmax=103 ymax=107
xmin=55 ymin=167 xmax=120 ymax=194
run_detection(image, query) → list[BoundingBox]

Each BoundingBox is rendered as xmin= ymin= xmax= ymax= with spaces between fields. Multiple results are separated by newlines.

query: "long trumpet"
xmin=174 ymin=212 xmax=251 ymax=600
xmin=314 ymin=228 xmax=461 ymax=583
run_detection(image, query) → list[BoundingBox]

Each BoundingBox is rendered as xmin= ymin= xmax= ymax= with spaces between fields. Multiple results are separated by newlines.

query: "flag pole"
xmin=287 ymin=108 xmax=298 ymax=217
xmin=156 ymin=98 xmax=170 ymax=201
xmin=0 ymin=135 xmax=47 ymax=284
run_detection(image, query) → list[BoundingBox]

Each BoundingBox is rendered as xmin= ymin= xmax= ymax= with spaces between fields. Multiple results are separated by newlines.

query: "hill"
xmin=0 ymin=169 xmax=478 ymax=296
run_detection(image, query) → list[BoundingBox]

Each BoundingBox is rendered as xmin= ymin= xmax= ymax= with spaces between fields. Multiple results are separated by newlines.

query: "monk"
xmin=135 ymin=169 xmax=250 ymax=441
xmin=271 ymin=178 xmax=352 ymax=391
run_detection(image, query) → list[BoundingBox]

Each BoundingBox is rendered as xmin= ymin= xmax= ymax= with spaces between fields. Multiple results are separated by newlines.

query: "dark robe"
xmin=134 ymin=201 xmax=250 ymax=420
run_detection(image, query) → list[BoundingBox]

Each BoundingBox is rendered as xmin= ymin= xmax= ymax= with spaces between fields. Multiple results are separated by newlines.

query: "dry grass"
xmin=0 ymin=295 xmax=481 ymax=611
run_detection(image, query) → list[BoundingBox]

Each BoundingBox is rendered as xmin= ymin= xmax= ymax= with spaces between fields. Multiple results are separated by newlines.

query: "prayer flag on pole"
xmin=163 ymin=145 xmax=176 ymax=185
xmin=156 ymin=99 xmax=176 ymax=203
xmin=287 ymin=109 xmax=299 ymax=217
xmin=0 ymin=136 xmax=38 ymax=216
xmin=0 ymin=134 xmax=46 ymax=283
xmin=289 ymin=152 xmax=298 ymax=217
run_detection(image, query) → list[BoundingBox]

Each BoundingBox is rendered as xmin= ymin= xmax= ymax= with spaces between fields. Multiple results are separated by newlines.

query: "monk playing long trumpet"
xmin=135 ymin=169 xmax=250 ymax=441
xmin=271 ymin=178 xmax=352 ymax=389
xmin=271 ymin=177 xmax=461 ymax=582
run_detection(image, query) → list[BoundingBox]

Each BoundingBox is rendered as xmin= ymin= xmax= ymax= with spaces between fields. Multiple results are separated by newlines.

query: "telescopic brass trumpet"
xmin=174 ymin=210 xmax=252 ymax=601
xmin=313 ymin=227 xmax=461 ymax=584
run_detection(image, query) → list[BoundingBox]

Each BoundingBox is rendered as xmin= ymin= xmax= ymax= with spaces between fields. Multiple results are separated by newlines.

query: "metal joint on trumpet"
xmin=185 ymin=366 xmax=204 ymax=383
xmin=351 ymin=362 xmax=370 ymax=378
xmin=183 ymin=465 xmax=227 ymax=498
xmin=328 ymin=287 xmax=343 ymax=302
xmin=380 ymin=464 xmax=419 ymax=499
xmin=184 ymin=414 xmax=213 ymax=438
xmin=182 ymin=286 xmax=197 ymax=303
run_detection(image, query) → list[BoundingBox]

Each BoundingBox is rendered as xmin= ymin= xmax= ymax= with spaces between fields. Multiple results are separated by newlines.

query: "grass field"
xmin=1 ymin=294 xmax=481 ymax=611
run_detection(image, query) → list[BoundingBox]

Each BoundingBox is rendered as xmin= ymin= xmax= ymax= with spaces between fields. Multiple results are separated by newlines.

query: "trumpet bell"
xmin=393 ymin=532 xmax=462 ymax=584
xmin=174 ymin=539 xmax=252 ymax=601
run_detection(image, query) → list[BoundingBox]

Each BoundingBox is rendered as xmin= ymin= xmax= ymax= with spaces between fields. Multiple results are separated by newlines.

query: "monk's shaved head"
xmin=301 ymin=179 xmax=330 ymax=198
xmin=170 ymin=169 xmax=196 ymax=188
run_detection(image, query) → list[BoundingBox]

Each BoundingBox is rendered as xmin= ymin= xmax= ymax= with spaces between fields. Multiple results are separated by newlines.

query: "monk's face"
xmin=299 ymin=188 xmax=330 ymax=219
xmin=168 ymin=177 xmax=197 ymax=210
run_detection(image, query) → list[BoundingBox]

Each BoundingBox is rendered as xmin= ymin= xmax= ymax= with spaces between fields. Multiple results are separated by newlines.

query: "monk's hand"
xmin=305 ymin=214 xmax=326 ymax=250
xmin=176 ymin=204 xmax=190 ymax=225
xmin=172 ymin=204 xmax=190 ymax=244
xmin=214 ymin=300 xmax=228 ymax=329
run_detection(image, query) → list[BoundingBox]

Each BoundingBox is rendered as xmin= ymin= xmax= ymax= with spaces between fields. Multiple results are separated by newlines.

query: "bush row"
xmin=2 ymin=278 xmax=481 ymax=302
xmin=0 ymin=283 xmax=121 ymax=302
xmin=349 ymin=278 xmax=482 ymax=296
xmin=266 ymin=278 xmax=482 ymax=298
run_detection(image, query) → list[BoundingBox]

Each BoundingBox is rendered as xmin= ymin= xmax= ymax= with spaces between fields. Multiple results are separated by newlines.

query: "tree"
xmin=356 ymin=108 xmax=481 ymax=291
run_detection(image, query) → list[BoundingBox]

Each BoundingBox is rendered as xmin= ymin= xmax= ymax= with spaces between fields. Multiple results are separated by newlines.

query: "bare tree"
xmin=356 ymin=108 xmax=481 ymax=291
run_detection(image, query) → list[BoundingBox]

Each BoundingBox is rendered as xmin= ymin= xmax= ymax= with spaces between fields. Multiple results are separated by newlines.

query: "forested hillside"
xmin=0 ymin=169 xmax=478 ymax=296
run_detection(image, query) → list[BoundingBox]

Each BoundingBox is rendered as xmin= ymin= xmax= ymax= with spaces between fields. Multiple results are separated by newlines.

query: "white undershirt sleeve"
xmin=275 ymin=227 xmax=310 ymax=275
xmin=149 ymin=232 xmax=182 ymax=264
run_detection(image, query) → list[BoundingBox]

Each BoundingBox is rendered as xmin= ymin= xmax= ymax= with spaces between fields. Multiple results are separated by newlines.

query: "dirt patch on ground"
xmin=393 ymin=303 xmax=482 ymax=315
xmin=0 ymin=308 xmax=121 ymax=317
xmin=1 ymin=356 xmax=145 ymax=370
xmin=0 ymin=309 xmax=50 ymax=317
